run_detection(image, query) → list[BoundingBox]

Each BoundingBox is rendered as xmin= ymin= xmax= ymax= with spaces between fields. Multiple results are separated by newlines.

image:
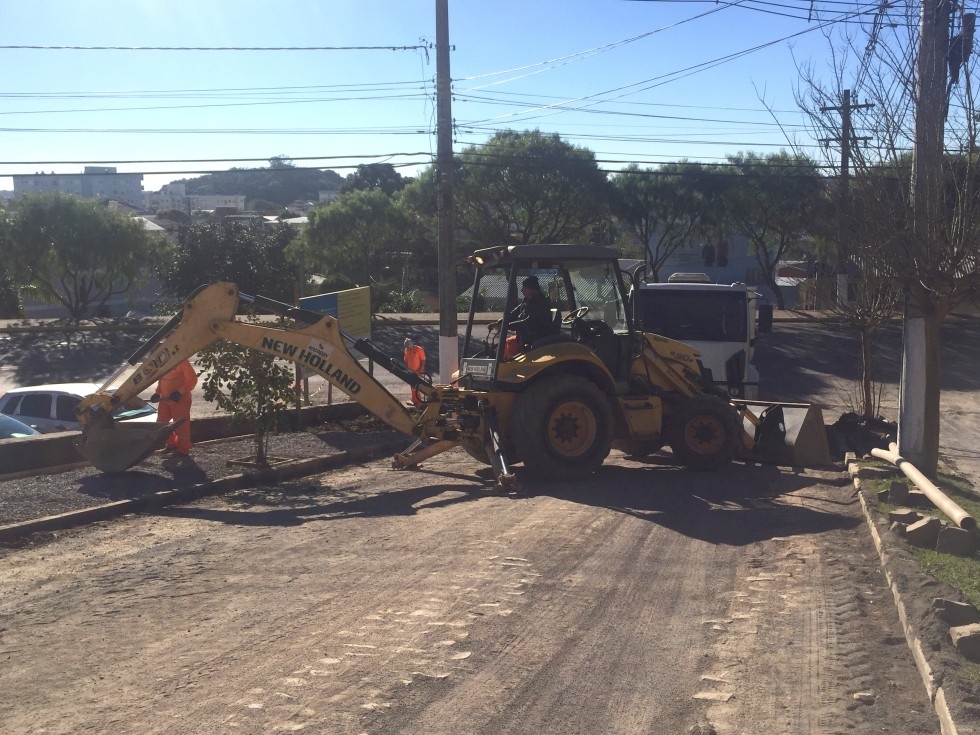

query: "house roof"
xmin=134 ymin=216 xmax=165 ymax=232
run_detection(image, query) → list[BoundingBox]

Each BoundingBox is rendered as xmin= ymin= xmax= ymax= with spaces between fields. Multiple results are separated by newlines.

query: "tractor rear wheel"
xmin=512 ymin=375 xmax=613 ymax=480
xmin=668 ymin=395 xmax=741 ymax=471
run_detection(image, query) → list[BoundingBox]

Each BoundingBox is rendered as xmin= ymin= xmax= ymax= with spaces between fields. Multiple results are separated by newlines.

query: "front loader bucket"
xmin=736 ymin=401 xmax=832 ymax=468
xmin=75 ymin=418 xmax=184 ymax=474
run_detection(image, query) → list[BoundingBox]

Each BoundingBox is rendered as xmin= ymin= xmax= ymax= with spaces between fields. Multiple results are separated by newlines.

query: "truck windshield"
xmin=637 ymin=290 xmax=747 ymax=343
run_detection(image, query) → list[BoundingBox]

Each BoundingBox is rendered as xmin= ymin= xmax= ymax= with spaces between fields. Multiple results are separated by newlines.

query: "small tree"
xmin=794 ymin=5 xmax=980 ymax=473
xmin=196 ymin=313 xmax=297 ymax=466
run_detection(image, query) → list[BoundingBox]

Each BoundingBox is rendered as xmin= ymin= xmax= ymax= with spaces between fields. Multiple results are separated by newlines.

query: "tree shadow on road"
xmin=1 ymin=328 xmax=149 ymax=385
xmin=159 ymin=479 xmax=487 ymax=527
xmin=530 ymin=459 xmax=862 ymax=547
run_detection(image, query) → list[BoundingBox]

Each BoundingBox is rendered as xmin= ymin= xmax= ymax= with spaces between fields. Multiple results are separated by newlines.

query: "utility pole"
xmin=820 ymin=88 xmax=872 ymax=306
xmin=899 ymin=0 xmax=950 ymax=466
xmin=435 ymin=0 xmax=458 ymax=381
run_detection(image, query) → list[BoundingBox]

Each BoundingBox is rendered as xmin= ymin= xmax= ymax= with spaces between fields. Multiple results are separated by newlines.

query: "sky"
xmin=0 ymin=0 xmax=890 ymax=193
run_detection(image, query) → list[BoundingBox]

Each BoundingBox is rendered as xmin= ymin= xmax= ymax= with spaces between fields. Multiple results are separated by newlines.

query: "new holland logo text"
xmin=262 ymin=337 xmax=361 ymax=395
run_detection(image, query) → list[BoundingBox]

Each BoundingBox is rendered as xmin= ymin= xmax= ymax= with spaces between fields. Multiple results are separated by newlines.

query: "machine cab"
xmin=458 ymin=244 xmax=634 ymax=389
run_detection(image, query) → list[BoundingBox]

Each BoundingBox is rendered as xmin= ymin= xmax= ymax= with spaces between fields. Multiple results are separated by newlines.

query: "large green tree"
xmin=341 ymin=163 xmax=407 ymax=197
xmin=611 ymin=162 xmax=709 ymax=281
xmin=291 ymin=189 xmax=404 ymax=304
xmin=720 ymin=152 xmax=825 ymax=308
xmin=4 ymin=193 xmax=160 ymax=319
xmin=454 ymin=130 xmax=610 ymax=247
xmin=159 ymin=221 xmax=298 ymax=304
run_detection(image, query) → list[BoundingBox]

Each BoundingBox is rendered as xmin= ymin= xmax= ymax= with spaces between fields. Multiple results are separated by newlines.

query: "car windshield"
xmin=0 ymin=414 xmax=39 ymax=438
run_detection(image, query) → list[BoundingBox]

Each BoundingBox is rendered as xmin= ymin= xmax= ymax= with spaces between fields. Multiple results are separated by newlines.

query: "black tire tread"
xmin=511 ymin=374 xmax=613 ymax=480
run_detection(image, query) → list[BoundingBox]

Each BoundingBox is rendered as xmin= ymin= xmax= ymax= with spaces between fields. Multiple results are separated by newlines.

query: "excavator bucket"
xmin=75 ymin=417 xmax=185 ymax=473
xmin=735 ymin=401 xmax=832 ymax=468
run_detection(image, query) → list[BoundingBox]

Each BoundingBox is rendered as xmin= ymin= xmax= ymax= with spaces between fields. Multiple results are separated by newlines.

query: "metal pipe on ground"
xmin=871 ymin=442 xmax=976 ymax=531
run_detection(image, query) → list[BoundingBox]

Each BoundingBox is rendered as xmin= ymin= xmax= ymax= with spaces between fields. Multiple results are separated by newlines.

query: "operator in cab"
xmin=492 ymin=275 xmax=553 ymax=357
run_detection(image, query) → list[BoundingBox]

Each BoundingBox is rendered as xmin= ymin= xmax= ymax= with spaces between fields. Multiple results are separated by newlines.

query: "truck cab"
xmin=629 ymin=275 xmax=770 ymax=399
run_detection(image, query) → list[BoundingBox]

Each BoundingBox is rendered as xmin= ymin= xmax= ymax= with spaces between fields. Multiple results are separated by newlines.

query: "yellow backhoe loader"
xmin=74 ymin=244 xmax=830 ymax=491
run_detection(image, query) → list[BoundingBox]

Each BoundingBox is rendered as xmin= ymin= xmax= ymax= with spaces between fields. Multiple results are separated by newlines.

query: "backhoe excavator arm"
xmin=74 ymin=282 xmax=421 ymax=473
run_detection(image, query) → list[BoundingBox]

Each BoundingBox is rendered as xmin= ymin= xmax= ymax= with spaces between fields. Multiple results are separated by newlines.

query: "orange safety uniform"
xmin=155 ymin=359 xmax=198 ymax=454
xmin=403 ymin=343 xmax=426 ymax=407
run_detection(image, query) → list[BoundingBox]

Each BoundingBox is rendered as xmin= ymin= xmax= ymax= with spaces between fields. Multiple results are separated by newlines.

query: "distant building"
xmin=643 ymin=235 xmax=817 ymax=307
xmin=646 ymin=234 xmax=764 ymax=288
xmin=12 ymin=167 xmax=144 ymax=209
xmin=143 ymin=182 xmax=246 ymax=214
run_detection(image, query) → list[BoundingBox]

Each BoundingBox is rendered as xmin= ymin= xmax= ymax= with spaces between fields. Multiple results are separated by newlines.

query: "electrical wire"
xmin=0 ymin=43 xmax=427 ymax=52
xmin=459 ymin=3 xmax=887 ymax=130
xmin=624 ymin=0 xmax=912 ymax=25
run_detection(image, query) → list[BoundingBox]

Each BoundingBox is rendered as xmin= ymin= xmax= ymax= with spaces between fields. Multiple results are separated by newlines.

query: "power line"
xmin=457 ymin=2 xmax=731 ymax=91
xmin=455 ymin=88 xmax=808 ymax=116
xmin=0 ymin=153 xmax=435 ymax=166
xmin=455 ymin=94 xmax=808 ymax=127
xmin=0 ymin=94 xmax=434 ymax=118
xmin=0 ymin=80 xmax=430 ymax=99
xmin=0 ymin=125 xmax=434 ymax=135
xmin=460 ymin=4 xmax=885 ymax=130
xmin=0 ymin=43 xmax=428 ymax=52
xmin=625 ymin=0 xmax=912 ymax=25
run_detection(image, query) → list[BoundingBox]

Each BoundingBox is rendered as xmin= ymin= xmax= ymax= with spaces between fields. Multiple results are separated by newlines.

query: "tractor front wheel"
xmin=668 ymin=395 xmax=741 ymax=471
xmin=512 ymin=375 xmax=613 ymax=481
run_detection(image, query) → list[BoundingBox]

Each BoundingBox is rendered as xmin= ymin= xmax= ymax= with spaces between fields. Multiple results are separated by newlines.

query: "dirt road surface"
xmin=1 ymin=449 xmax=939 ymax=735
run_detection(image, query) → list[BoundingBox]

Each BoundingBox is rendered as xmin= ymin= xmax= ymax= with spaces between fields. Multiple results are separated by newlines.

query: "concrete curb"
xmin=0 ymin=437 xmax=407 ymax=545
xmin=848 ymin=455 xmax=969 ymax=735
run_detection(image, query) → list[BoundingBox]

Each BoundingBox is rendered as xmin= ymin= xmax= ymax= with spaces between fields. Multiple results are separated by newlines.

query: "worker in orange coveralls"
xmin=403 ymin=338 xmax=427 ymax=407
xmin=151 ymin=359 xmax=198 ymax=455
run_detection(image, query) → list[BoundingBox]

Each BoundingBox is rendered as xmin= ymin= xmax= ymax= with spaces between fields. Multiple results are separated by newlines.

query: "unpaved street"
xmin=1 ymin=450 xmax=938 ymax=734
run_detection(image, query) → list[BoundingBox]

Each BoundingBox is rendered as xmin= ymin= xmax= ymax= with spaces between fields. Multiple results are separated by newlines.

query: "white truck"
xmin=628 ymin=273 xmax=772 ymax=400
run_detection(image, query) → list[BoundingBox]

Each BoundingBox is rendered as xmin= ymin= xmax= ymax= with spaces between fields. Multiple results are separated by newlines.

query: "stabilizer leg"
xmin=483 ymin=405 xmax=518 ymax=495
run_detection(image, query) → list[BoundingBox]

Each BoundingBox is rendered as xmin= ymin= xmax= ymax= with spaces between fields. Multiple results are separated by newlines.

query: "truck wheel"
xmin=668 ymin=395 xmax=741 ymax=471
xmin=512 ymin=375 xmax=613 ymax=480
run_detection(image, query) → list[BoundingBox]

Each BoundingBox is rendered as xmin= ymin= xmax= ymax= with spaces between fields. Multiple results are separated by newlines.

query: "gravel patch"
xmin=0 ymin=421 xmax=406 ymax=527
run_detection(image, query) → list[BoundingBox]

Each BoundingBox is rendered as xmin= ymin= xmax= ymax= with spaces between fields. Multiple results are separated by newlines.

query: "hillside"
xmin=174 ymin=164 xmax=344 ymax=207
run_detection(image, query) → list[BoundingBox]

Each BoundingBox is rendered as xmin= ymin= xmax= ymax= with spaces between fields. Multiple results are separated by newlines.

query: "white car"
xmin=0 ymin=383 xmax=157 ymax=434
